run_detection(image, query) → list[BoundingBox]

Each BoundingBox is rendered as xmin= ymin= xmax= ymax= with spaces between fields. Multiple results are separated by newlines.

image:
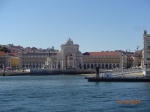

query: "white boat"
xmin=143 ymin=69 xmax=150 ymax=77
xmin=102 ymin=70 xmax=118 ymax=78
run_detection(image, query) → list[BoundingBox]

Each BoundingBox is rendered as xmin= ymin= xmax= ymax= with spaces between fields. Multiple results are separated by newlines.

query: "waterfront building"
xmin=45 ymin=38 xmax=83 ymax=69
xmin=0 ymin=51 xmax=6 ymax=69
xmin=142 ymin=30 xmax=150 ymax=69
xmin=82 ymin=51 xmax=122 ymax=69
xmin=1 ymin=39 xmax=128 ymax=70
xmin=45 ymin=52 xmax=58 ymax=69
xmin=20 ymin=52 xmax=49 ymax=69
xmin=133 ymin=50 xmax=142 ymax=67
xmin=0 ymin=52 xmax=20 ymax=69
xmin=44 ymin=38 xmax=123 ymax=70
xmin=6 ymin=53 xmax=20 ymax=69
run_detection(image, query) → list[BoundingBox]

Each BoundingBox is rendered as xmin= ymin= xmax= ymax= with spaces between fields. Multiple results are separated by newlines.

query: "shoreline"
xmin=0 ymin=71 xmax=143 ymax=77
xmin=0 ymin=69 xmax=95 ymax=76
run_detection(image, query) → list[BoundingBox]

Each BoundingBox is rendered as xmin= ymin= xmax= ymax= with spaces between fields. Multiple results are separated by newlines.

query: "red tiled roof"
xmin=7 ymin=53 xmax=18 ymax=57
xmin=0 ymin=51 xmax=5 ymax=56
xmin=85 ymin=52 xmax=120 ymax=56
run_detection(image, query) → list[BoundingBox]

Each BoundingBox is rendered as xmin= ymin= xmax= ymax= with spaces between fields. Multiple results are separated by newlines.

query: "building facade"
xmin=20 ymin=53 xmax=49 ymax=69
xmin=0 ymin=51 xmax=6 ymax=69
xmin=82 ymin=51 xmax=122 ymax=69
xmin=45 ymin=38 xmax=83 ymax=69
xmin=44 ymin=38 xmax=123 ymax=70
xmin=0 ymin=38 xmax=123 ymax=70
xmin=142 ymin=30 xmax=150 ymax=69
xmin=133 ymin=50 xmax=142 ymax=67
xmin=0 ymin=52 xmax=20 ymax=69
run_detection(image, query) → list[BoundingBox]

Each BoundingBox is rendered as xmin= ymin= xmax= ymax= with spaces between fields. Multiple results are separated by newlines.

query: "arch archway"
xmin=106 ymin=64 xmax=108 ymax=69
xmin=87 ymin=64 xmax=90 ymax=69
xmin=117 ymin=64 xmax=119 ymax=68
xmin=95 ymin=64 xmax=97 ymax=69
xmin=84 ymin=64 xmax=86 ymax=69
xmin=102 ymin=64 xmax=104 ymax=69
xmin=91 ymin=64 xmax=93 ymax=69
xmin=113 ymin=64 xmax=116 ymax=68
xmin=109 ymin=64 xmax=112 ymax=69
xmin=66 ymin=53 xmax=73 ymax=69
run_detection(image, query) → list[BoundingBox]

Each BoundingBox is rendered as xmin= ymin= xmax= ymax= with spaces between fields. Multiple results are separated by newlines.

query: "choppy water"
xmin=0 ymin=75 xmax=150 ymax=112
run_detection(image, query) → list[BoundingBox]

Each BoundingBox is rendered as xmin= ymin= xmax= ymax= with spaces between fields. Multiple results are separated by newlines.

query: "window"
xmin=91 ymin=59 xmax=93 ymax=63
xmin=113 ymin=59 xmax=115 ymax=62
xmin=95 ymin=58 xmax=97 ymax=63
xmin=117 ymin=59 xmax=119 ymax=63
xmin=147 ymin=52 xmax=150 ymax=60
xmin=106 ymin=59 xmax=108 ymax=62
xmin=83 ymin=58 xmax=86 ymax=63
xmin=102 ymin=59 xmax=104 ymax=62
xmin=109 ymin=58 xmax=111 ymax=62
xmin=147 ymin=41 xmax=150 ymax=48
xmin=87 ymin=59 xmax=89 ymax=63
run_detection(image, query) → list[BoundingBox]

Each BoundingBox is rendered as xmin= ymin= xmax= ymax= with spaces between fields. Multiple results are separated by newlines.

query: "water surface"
xmin=0 ymin=75 xmax=150 ymax=112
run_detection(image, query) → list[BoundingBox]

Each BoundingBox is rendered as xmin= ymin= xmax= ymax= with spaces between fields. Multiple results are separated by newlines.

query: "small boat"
xmin=143 ymin=69 xmax=150 ymax=77
xmin=102 ymin=70 xmax=118 ymax=78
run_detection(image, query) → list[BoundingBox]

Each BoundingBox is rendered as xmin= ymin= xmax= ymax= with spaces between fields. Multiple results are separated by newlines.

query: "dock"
xmin=86 ymin=77 xmax=150 ymax=82
xmin=85 ymin=67 xmax=150 ymax=82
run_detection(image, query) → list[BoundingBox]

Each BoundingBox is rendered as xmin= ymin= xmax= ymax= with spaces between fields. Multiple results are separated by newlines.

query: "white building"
xmin=142 ymin=30 xmax=150 ymax=68
xmin=142 ymin=30 xmax=150 ymax=76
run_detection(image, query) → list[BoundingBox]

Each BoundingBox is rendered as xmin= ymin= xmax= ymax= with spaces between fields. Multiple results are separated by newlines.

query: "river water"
xmin=0 ymin=75 xmax=150 ymax=112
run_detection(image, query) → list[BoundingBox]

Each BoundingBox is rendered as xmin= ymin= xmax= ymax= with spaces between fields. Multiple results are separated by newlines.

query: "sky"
xmin=0 ymin=0 xmax=150 ymax=53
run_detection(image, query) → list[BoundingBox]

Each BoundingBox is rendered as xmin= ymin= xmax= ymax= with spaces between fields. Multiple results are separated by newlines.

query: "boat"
xmin=102 ymin=70 xmax=118 ymax=78
xmin=143 ymin=69 xmax=150 ymax=77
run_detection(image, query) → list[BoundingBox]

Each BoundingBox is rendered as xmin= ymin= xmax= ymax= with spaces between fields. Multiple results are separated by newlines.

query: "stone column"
xmin=62 ymin=59 xmax=63 ymax=69
xmin=56 ymin=59 xmax=58 ymax=69
xmin=19 ymin=56 xmax=22 ymax=68
xmin=80 ymin=57 xmax=83 ymax=69
xmin=5 ymin=56 xmax=9 ymax=67
xmin=50 ymin=63 xmax=52 ymax=69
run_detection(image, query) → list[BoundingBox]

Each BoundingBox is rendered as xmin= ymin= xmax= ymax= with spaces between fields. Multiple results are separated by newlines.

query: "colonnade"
xmin=82 ymin=63 xmax=120 ymax=69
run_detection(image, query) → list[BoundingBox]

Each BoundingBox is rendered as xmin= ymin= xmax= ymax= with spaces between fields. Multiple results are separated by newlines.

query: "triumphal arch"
xmin=56 ymin=38 xmax=83 ymax=69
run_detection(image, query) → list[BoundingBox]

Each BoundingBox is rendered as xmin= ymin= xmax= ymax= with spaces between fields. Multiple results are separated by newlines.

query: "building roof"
xmin=0 ymin=51 xmax=5 ymax=56
xmin=23 ymin=52 xmax=49 ymax=55
xmin=83 ymin=51 xmax=120 ymax=56
xmin=7 ymin=53 xmax=18 ymax=57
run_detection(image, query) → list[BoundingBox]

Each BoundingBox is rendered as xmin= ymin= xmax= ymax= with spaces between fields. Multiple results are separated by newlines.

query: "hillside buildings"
xmin=19 ymin=38 xmax=124 ymax=70
xmin=0 ymin=34 xmax=144 ymax=70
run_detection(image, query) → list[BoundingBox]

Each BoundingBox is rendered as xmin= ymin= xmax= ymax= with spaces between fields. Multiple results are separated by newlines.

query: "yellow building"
xmin=10 ymin=57 xmax=19 ymax=68
xmin=0 ymin=51 xmax=6 ymax=69
xmin=82 ymin=51 xmax=122 ymax=69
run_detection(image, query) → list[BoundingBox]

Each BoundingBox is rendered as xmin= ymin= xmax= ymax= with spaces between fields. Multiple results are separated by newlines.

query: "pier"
xmin=86 ymin=77 xmax=150 ymax=82
xmin=85 ymin=67 xmax=150 ymax=82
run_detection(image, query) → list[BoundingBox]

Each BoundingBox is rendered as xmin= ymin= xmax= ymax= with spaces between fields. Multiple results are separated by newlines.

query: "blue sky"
xmin=0 ymin=0 xmax=150 ymax=52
